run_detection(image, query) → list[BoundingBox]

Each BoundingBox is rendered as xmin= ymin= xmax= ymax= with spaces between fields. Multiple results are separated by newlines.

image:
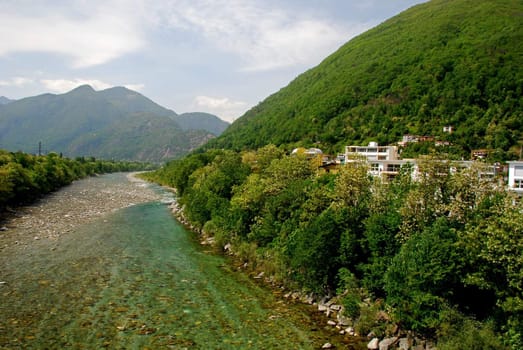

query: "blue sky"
xmin=0 ymin=0 xmax=426 ymax=122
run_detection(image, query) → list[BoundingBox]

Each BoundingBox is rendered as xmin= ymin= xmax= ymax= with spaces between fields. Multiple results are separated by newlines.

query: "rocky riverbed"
xmin=1 ymin=172 xmax=354 ymax=349
xmin=0 ymin=173 xmax=423 ymax=350
xmin=0 ymin=173 xmax=161 ymax=252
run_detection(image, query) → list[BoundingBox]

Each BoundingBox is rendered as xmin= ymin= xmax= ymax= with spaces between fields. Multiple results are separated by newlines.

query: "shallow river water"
xmin=0 ymin=173 xmax=358 ymax=349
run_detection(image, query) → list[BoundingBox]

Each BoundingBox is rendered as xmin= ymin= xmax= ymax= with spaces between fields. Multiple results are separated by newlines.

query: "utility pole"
xmin=38 ymin=141 xmax=42 ymax=156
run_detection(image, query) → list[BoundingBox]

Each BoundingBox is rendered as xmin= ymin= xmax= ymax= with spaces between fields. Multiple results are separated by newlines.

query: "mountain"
xmin=0 ymin=85 xmax=220 ymax=162
xmin=175 ymin=112 xmax=229 ymax=136
xmin=0 ymin=96 xmax=13 ymax=105
xmin=205 ymin=0 xmax=523 ymax=159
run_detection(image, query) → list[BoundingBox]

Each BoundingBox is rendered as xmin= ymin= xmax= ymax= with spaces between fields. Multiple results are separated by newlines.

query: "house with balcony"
xmin=345 ymin=142 xmax=417 ymax=181
xmin=369 ymin=159 xmax=418 ymax=181
xmin=345 ymin=142 xmax=399 ymax=161
xmin=343 ymin=142 xmax=505 ymax=184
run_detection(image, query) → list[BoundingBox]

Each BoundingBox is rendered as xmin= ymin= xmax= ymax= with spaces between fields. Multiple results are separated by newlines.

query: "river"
xmin=0 ymin=173 xmax=360 ymax=349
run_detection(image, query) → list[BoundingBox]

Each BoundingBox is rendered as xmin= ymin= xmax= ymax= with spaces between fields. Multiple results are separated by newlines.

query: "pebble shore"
xmin=0 ymin=173 xmax=161 ymax=252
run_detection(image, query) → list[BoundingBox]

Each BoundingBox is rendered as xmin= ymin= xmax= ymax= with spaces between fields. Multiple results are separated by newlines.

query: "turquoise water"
xmin=0 ymin=181 xmax=352 ymax=349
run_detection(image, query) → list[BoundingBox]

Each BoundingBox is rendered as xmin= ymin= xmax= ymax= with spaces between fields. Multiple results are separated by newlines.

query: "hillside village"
xmin=296 ymin=128 xmax=523 ymax=194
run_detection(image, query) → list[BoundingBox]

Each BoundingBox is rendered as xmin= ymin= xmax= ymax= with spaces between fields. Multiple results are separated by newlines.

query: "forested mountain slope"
xmin=175 ymin=112 xmax=230 ymax=136
xmin=0 ymin=86 xmax=224 ymax=162
xmin=206 ymin=0 xmax=523 ymax=159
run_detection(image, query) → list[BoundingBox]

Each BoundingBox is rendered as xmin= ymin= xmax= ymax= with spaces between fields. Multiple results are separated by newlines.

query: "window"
xmin=371 ymin=163 xmax=380 ymax=172
xmin=514 ymin=179 xmax=523 ymax=189
xmin=387 ymin=164 xmax=401 ymax=172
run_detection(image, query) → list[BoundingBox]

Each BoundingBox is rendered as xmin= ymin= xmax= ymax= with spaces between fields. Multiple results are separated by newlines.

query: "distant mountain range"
xmin=205 ymin=0 xmax=523 ymax=160
xmin=0 ymin=96 xmax=13 ymax=105
xmin=0 ymin=85 xmax=229 ymax=162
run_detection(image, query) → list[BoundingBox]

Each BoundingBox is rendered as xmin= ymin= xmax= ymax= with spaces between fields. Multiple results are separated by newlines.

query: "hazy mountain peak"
xmin=101 ymin=86 xmax=136 ymax=95
xmin=65 ymin=85 xmax=96 ymax=96
xmin=99 ymin=86 xmax=151 ymax=104
xmin=0 ymin=96 xmax=13 ymax=105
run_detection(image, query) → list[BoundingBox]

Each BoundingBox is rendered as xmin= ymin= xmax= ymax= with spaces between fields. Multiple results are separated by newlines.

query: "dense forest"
xmin=204 ymin=0 xmax=523 ymax=160
xmin=0 ymin=150 xmax=154 ymax=211
xmin=145 ymin=147 xmax=522 ymax=349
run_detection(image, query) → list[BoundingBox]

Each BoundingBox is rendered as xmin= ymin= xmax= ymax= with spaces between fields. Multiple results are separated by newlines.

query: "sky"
xmin=0 ymin=0 xmax=427 ymax=123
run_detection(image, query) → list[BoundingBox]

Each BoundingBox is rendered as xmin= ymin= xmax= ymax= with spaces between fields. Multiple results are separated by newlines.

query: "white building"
xmin=344 ymin=142 xmax=502 ymax=183
xmin=345 ymin=142 xmax=399 ymax=161
xmin=368 ymin=159 xmax=418 ymax=181
xmin=345 ymin=142 xmax=417 ymax=181
xmin=507 ymin=161 xmax=523 ymax=193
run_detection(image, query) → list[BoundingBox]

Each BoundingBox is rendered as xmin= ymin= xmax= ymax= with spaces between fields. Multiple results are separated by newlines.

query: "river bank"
xmin=0 ymin=173 xmax=160 ymax=252
xmin=166 ymin=189 xmax=435 ymax=350
xmin=1 ymin=173 xmax=367 ymax=349
xmin=167 ymin=195 xmax=370 ymax=350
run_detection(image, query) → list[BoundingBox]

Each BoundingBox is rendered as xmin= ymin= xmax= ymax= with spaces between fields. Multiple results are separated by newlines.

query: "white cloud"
xmin=123 ymin=84 xmax=145 ymax=92
xmin=40 ymin=79 xmax=145 ymax=93
xmin=0 ymin=77 xmax=34 ymax=87
xmin=193 ymin=95 xmax=248 ymax=122
xmin=195 ymin=96 xmax=246 ymax=109
xmin=0 ymin=1 xmax=145 ymax=68
xmin=152 ymin=0 xmax=368 ymax=71
xmin=0 ymin=0 xmax=370 ymax=72
xmin=40 ymin=79 xmax=111 ymax=93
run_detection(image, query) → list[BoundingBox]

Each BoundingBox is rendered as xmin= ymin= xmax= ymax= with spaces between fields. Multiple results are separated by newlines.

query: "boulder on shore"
xmin=379 ymin=337 xmax=398 ymax=350
xmin=368 ymin=337 xmax=379 ymax=349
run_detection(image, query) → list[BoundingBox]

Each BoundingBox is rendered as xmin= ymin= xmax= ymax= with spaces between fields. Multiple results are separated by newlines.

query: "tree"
xmin=361 ymin=208 xmax=402 ymax=296
xmin=287 ymin=207 xmax=346 ymax=292
xmin=182 ymin=150 xmax=250 ymax=228
xmin=384 ymin=218 xmax=464 ymax=334
xmin=0 ymin=164 xmax=15 ymax=206
xmin=332 ymin=158 xmax=370 ymax=209
xmin=463 ymin=196 xmax=523 ymax=348
xmin=262 ymin=153 xmax=314 ymax=195
xmin=398 ymin=157 xmax=453 ymax=241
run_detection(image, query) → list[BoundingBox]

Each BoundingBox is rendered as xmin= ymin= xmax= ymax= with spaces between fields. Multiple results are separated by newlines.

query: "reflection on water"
xmin=0 ymin=183 xmax=346 ymax=349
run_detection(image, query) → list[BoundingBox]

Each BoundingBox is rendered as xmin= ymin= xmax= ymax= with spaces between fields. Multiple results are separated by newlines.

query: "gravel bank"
xmin=0 ymin=173 xmax=161 ymax=252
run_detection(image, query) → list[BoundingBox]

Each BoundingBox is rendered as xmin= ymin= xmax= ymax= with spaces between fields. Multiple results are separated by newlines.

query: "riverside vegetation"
xmin=144 ymin=145 xmax=523 ymax=349
xmin=0 ymin=149 xmax=154 ymax=212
